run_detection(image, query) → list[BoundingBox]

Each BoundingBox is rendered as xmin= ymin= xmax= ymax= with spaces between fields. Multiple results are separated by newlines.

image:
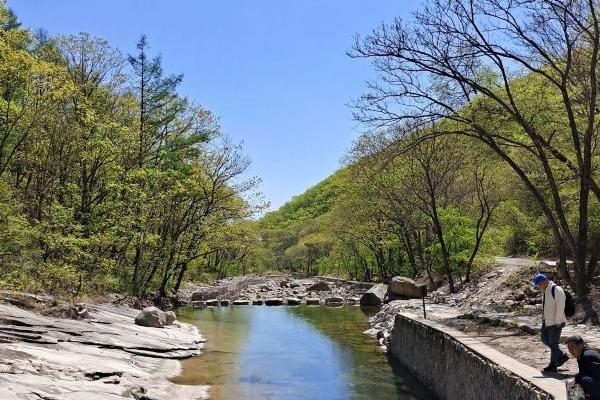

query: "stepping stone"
xmin=252 ymin=299 xmax=264 ymax=305
xmin=206 ymin=299 xmax=218 ymax=306
xmin=265 ymin=298 xmax=283 ymax=306
xmin=325 ymin=296 xmax=344 ymax=304
xmin=346 ymin=297 xmax=360 ymax=304
xmin=191 ymin=301 xmax=205 ymax=308
xmin=233 ymin=300 xmax=249 ymax=305
xmin=306 ymin=298 xmax=320 ymax=305
xmin=219 ymin=299 xmax=230 ymax=306
xmin=286 ymin=297 xmax=301 ymax=305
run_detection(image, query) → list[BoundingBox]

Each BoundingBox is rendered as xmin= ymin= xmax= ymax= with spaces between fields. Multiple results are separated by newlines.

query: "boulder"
xmin=360 ymin=284 xmax=388 ymax=307
xmin=363 ymin=328 xmax=379 ymax=337
xmin=387 ymin=276 xmax=423 ymax=299
xmin=165 ymin=311 xmax=176 ymax=325
xmin=134 ymin=307 xmax=167 ymax=328
xmin=525 ymin=286 xmax=538 ymax=298
xmin=190 ymin=292 xmax=204 ymax=301
xmin=512 ymin=293 xmax=526 ymax=302
xmin=504 ymin=300 xmax=519 ymax=309
xmin=76 ymin=305 xmax=89 ymax=319
xmin=527 ymin=298 xmax=542 ymax=305
xmin=432 ymin=293 xmax=447 ymax=304
xmin=306 ymin=281 xmax=331 ymax=292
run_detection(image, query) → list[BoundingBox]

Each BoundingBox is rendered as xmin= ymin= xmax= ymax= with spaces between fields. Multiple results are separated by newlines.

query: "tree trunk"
xmin=575 ymin=258 xmax=599 ymax=324
xmin=173 ymin=262 xmax=188 ymax=293
xmin=431 ymin=209 xmax=455 ymax=293
xmin=132 ymin=245 xmax=142 ymax=295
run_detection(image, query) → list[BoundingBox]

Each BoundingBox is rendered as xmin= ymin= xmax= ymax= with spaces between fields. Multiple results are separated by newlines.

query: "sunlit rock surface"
xmin=0 ymin=303 xmax=207 ymax=400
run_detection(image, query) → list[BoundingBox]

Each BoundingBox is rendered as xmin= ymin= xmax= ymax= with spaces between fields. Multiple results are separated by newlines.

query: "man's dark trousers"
xmin=541 ymin=323 xmax=563 ymax=365
xmin=581 ymin=376 xmax=600 ymax=400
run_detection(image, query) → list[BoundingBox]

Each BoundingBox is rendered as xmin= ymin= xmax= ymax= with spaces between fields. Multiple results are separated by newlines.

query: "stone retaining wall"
xmin=388 ymin=313 xmax=564 ymax=400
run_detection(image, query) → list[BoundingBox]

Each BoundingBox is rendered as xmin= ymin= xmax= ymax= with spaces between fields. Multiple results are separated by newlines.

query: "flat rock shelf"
xmin=0 ymin=303 xmax=208 ymax=400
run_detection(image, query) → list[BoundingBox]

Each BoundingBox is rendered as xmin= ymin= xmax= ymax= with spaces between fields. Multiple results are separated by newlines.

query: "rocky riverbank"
xmin=0 ymin=297 xmax=208 ymax=400
xmin=181 ymin=274 xmax=374 ymax=306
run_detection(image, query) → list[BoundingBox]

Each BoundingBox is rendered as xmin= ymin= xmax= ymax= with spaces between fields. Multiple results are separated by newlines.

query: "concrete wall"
xmin=388 ymin=313 xmax=562 ymax=400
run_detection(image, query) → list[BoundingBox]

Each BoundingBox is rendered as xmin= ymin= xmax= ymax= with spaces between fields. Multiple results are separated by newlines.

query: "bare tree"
xmin=351 ymin=0 xmax=600 ymax=323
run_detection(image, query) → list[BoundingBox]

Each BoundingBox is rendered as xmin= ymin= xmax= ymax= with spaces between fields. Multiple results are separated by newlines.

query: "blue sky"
xmin=10 ymin=0 xmax=421 ymax=210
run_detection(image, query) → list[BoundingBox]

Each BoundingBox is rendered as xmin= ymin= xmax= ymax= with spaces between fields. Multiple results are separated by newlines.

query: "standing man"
xmin=567 ymin=335 xmax=600 ymax=399
xmin=532 ymin=273 xmax=569 ymax=372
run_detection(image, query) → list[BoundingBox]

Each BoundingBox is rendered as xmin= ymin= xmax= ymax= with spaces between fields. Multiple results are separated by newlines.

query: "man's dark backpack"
xmin=551 ymin=284 xmax=576 ymax=318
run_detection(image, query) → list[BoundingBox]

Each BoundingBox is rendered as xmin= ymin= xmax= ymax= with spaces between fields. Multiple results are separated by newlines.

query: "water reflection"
xmin=174 ymin=305 xmax=429 ymax=400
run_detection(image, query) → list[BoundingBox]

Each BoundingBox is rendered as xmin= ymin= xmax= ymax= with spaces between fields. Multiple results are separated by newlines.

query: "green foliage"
xmin=435 ymin=207 xmax=476 ymax=276
xmin=0 ymin=4 xmax=260 ymax=296
xmin=0 ymin=180 xmax=34 ymax=264
xmin=261 ymin=172 xmax=343 ymax=229
xmin=246 ymin=131 xmax=541 ymax=285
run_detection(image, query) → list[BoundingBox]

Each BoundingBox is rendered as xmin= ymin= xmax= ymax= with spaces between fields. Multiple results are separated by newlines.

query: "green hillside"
xmin=260 ymin=170 xmax=345 ymax=229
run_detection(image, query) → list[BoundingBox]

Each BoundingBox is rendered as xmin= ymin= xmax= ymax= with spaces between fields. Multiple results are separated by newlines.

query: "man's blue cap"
xmin=532 ymin=273 xmax=548 ymax=286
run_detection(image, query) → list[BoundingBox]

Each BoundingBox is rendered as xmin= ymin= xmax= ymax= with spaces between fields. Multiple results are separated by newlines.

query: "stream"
xmin=173 ymin=305 xmax=430 ymax=400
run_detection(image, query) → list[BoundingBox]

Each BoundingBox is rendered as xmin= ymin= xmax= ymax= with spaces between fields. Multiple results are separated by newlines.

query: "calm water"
xmin=173 ymin=305 xmax=429 ymax=400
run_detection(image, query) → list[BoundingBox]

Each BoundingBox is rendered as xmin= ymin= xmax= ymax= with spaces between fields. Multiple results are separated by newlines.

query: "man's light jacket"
xmin=544 ymin=283 xmax=567 ymax=326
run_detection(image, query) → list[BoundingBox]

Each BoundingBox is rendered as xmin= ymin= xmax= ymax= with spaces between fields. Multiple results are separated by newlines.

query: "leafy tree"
xmin=351 ymin=0 xmax=600 ymax=322
xmin=0 ymin=2 xmax=261 ymax=297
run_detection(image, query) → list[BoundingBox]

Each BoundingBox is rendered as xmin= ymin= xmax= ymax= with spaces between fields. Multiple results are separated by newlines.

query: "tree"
xmin=163 ymin=139 xmax=263 ymax=295
xmin=352 ymin=0 xmax=600 ymax=323
xmin=350 ymin=131 xmax=500 ymax=290
xmin=327 ymin=173 xmax=396 ymax=282
xmin=1 ymin=5 xmax=20 ymax=31
xmin=0 ymin=18 xmax=72 ymax=177
xmin=128 ymin=35 xmax=185 ymax=168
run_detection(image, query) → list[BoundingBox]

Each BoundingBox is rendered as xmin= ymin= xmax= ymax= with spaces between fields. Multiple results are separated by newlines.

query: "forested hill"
xmin=260 ymin=171 xmax=345 ymax=229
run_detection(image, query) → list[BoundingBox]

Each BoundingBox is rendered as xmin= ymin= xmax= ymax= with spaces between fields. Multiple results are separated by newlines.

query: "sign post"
xmin=420 ymin=285 xmax=427 ymax=319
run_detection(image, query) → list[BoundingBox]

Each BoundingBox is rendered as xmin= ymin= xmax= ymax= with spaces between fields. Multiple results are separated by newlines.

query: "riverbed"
xmin=173 ymin=305 xmax=430 ymax=400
